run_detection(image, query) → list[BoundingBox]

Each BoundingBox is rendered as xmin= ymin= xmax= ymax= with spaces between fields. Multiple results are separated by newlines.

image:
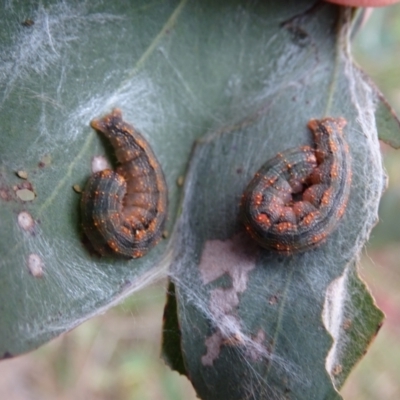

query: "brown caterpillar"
xmin=240 ymin=117 xmax=351 ymax=253
xmin=81 ymin=108 xmax=168 ymax=258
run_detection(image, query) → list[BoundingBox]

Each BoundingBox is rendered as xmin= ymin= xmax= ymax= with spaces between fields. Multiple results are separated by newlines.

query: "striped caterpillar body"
xmin=240 ymin=117 xmax=351 ymax=254
xmin=81 ymin=109 xmax=168 ymax=258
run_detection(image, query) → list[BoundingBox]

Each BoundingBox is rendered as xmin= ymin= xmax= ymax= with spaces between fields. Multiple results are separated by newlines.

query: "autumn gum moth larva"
xmin=240 ymin=117 xmax=351 ymax=253
xmin=81 ymin=108 xmax=168 ymax=258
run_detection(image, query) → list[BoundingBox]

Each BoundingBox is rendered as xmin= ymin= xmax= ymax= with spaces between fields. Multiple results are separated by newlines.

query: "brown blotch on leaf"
xmin=269 ymin=295 xmax=279 ymax=305
xmin=21 ymin=18 xmax=34 ymax=27
xmin=17 ymin=211 xmax=36 ymax=234
xmin=332 ymin=364 xmax=343 ymax=376
xmin=27 ymin=253 xmax=44 ymax=278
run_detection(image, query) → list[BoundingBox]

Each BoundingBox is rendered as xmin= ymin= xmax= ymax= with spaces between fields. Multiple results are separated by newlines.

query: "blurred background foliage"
xmin=1 ymin=4 xmax=400 ymax=400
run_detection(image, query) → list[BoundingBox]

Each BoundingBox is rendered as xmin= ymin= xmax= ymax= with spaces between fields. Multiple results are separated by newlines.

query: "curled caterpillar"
xmin=81 ymin=108 xmax=168 ymax=258
xmin=240 ymin=117 xmax=351 ymax=254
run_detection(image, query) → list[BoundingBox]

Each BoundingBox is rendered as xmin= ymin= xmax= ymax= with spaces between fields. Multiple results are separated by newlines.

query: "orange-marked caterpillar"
xmin=81 ymin=109 xmax=168 ymax=258
xmin=240 ymin=117 xmax=351 ymax=253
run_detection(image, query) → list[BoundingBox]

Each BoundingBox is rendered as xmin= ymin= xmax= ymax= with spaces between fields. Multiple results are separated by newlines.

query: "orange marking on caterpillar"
xmin=240 ymin=117 xmax=351 ymax=253
xmin=81 ymin=109 xmax=168 ymax=258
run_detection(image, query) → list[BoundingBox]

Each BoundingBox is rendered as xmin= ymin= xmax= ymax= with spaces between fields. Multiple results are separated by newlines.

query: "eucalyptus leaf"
xmin=162 ymin=2 xmax=394 ymax=400
xmin=0 ymin=1 xmax=397 ymax=399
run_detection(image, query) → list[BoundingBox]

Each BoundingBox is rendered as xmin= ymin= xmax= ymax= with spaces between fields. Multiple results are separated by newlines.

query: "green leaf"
xmin=375 ymin=95 xmax=400 ymax=148
xmin=161 ymin=2 xmax=395 ymax=400
xmin=324 ymin=264 xmax=384 ymax=390
xmin=0 ymin=0 xmax=323 ymax=358
xmin=353 ymin=67 xmax=400 ymax=148
xmin=0 ymin=0 xmax=395 ymax=397
xmin=162 ymin=280 xmax=187 ymax=376
xmin=0 ymin=0 xmax=202 ymax=356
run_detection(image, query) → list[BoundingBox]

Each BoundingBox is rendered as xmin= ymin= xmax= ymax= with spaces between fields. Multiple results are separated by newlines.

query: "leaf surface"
xmin=162 ymin=2 xmax=394 ymax=399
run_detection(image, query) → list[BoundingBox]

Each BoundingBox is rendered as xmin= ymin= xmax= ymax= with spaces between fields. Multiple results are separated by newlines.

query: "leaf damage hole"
xmin=323 ymin=270 xmax=347 ymax=378
xmin=198 ymin=233 xmax=260 ymax=366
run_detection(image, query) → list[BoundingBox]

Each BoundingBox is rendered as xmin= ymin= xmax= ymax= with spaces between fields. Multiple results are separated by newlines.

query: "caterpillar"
xmin=81 ymin=108 xmax=168 ymax=258
xmin=240 ymin=117 xmax=351 ymax=253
